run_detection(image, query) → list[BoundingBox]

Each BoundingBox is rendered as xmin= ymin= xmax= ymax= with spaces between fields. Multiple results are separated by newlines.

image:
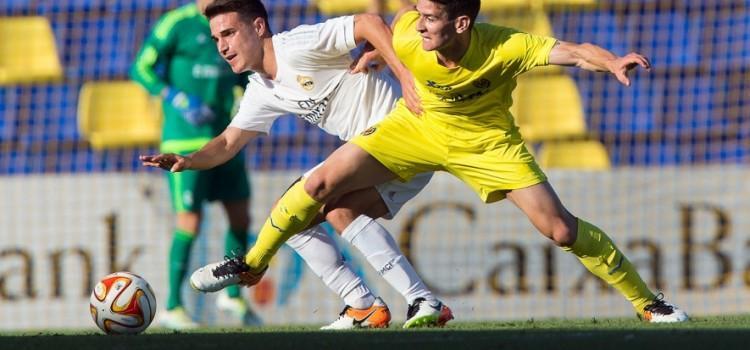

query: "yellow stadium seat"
xmin=0 ymin=16 xmax=63 ymax=85
xmin=77 ymin=81 xmax=162 ymax=150
xmin=536 ymin=140 xmax=611 ymax=170
xmin=317 ymin=0 xmax=599 ymax=16
xmin=314 ymin=0 xmax=596 ymax=14
xmin=482 ymin=0 xmax=596 ymax=11
xmin=514 ymin=74 xmax=587 ymax=142
xmin=315 ymin=0 xmax=408 ymax=15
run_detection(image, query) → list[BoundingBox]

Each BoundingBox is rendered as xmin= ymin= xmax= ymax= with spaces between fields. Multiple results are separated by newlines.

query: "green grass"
xmin=3 ymin=315 xmax=749 ymax=350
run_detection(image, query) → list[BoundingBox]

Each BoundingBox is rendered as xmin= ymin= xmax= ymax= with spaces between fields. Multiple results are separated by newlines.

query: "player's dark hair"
xmin=430 ymin=0 xmax=480 ymax=24
xmin=204 ymin=0 xmax=271 ymax=32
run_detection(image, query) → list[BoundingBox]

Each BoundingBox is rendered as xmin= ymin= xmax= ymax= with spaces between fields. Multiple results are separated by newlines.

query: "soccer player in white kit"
xmin=140 ymin=0 xmax=452 ymax=329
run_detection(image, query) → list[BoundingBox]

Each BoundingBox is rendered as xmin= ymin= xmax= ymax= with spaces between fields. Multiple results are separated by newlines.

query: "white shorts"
xmin=303 ymin=162 xmax=432 ymax=219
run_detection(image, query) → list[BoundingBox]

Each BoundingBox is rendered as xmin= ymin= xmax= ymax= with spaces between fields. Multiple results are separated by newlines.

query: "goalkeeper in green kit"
xmin=130 ymin=0 xmax=259 ymax=329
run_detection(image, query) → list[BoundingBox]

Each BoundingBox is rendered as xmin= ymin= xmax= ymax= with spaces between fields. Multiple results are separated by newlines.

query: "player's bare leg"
xmin=507 ymin=182 xmax=687 ymax=323
xmin=305 ymin=143 xmax=399 ymax=203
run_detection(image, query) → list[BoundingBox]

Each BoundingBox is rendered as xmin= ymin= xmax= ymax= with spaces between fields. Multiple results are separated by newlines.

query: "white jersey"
xmin=231 ymin=16 xmax=400 ymax=141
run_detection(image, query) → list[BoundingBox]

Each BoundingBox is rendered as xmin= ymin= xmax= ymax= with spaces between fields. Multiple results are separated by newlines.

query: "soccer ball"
xmin=89 ymin=271 xmax=157 ymax=334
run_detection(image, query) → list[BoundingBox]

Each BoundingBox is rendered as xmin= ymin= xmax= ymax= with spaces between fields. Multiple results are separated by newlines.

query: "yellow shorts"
xmin=350 ymin=102 xmax=547 ymax=203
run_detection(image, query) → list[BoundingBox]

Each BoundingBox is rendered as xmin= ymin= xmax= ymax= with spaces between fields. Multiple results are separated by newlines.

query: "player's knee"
xmin=176 ymin=211 xmax=201 ymax=234
xmin=304 ymin=171 xmax=338 ymax=202
xmin=324 ymin=207 xmax=359 ymax=234
xmin=550 ymin=221 xmax=577 ymax=247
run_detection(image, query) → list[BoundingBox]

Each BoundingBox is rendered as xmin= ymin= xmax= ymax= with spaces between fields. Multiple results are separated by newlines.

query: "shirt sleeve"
xmin=283 ymin=16 xmax=358 ymax=64
xmin=130 ymin=15 xmax=178 ymax=96
xmin=229 ymin=79 xmax=286 ymax=134
xmin=393 ymin=10 xmax=419 ymax=39
xmin=498 ymin=30 xmax=558 ymax=77
xmin=392 ymin=11 xmax=421 ymax=59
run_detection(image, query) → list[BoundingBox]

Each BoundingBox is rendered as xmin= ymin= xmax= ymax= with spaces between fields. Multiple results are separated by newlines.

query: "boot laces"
xmin=212 ymin=255 xmax=250 ymax=279
xmin=644 ymin=293 xmax=674 ymax=315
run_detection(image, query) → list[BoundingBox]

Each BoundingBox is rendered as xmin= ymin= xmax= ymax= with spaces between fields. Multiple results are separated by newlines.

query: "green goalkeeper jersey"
xmin=130 ymin=3 xmax=245 ymax=153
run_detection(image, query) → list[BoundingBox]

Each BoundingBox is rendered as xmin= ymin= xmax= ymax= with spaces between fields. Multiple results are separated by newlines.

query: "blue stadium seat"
xmin=633 ymin=11 xmax=702 ymax=68
xmin=0 ymin=0 xmax=35 ymax=14
xmin=703 ymin=11 xmax=750 ymax=69
xmin=268 ymin=115 xmax=303 ymax=137
xmin=0 ymin=87 xmax=17 ymax=141
xmin=551 ymin=9 xmax=635 ymax=57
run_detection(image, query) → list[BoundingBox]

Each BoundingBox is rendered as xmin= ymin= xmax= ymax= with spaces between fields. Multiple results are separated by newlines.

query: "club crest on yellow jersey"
xmin=360 ymin=126 xmax=377 ymax=136
xmin=297 ymin=75 xmax=314 ymax=91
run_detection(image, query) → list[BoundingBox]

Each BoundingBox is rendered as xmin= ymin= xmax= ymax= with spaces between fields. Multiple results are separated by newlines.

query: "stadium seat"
xmin=536 ymin=140 xmax=611 ymax=170
xmin=0 ymin=16 xmax=63 ymax=85
xmin=314 ymin=0 xmax=596 ymax=14
xmin=314 ymin=0 xmax=400 ymax=15
xmin=77 ymin=81 xmax=161 ymax=150
xmin=514 ymin=74 xmax=587 ymax=142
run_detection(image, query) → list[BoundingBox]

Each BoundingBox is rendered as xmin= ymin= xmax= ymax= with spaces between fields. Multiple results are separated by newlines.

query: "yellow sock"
xmin=245 ymin=178 xmax=323 ymax=272
xmin=562 ymin=218 xmax=655 ymax=315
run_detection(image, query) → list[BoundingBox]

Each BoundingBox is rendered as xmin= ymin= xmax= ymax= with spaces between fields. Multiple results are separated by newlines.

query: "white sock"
xmin=286 ymin=224 xmax=375 ymax=309
xmin=341 ymin=215 xmax=435 ymax=305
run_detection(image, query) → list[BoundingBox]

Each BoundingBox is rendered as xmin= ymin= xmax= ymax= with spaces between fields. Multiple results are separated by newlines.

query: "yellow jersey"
xmin=393 ymin=11 xmax=557 ymax=131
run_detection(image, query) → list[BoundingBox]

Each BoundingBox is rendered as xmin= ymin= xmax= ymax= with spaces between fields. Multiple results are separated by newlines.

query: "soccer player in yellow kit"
xmin=192 ymin=0 xmax=688 ymax=323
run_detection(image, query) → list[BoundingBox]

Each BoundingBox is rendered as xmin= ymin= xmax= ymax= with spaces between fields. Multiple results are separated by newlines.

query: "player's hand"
xmin=350 ymin=43 xmax=385 ymax=73
xmin=162 ymin=87 xmax=216 ymax=126
xmin=396 ymin=68 xmax=422 ymax=116
xmin=139 ymin=153 xmax=191 ymax=172
xmin=608 ymin=52 xmax=651 ymax=86
xmin=238 ymin=265 xmax=268 ymax=287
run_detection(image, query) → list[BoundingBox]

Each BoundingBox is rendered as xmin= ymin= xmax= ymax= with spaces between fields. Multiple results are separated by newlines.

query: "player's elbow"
xmin=354 ymin=13 xmax=385 ymax=26
xmin=353 ymin=13 xmax=388 ymax=42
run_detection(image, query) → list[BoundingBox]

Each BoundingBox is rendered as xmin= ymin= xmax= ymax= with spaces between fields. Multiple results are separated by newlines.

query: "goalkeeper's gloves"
xmin=161 ymin=87 xmax=215 ymax=126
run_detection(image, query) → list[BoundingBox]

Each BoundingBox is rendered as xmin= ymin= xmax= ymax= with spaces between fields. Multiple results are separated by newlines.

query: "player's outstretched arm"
xmin=548 ymin=41 xmax=651 ymax=86
xmin=140 ymin=127 xmax=259 ymax=172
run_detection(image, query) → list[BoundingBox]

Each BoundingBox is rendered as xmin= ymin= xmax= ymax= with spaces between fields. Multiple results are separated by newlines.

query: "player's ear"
xmin=252 ymin=17 xmax=267 ymax=36
xmin=454 ymin=15 xmax=471 ymax=34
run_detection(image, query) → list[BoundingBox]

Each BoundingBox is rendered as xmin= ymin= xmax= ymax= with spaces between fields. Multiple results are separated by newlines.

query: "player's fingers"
xmin=615 ymin=70 xmax=631 ymax=86
xmin=349 ymin=60 xmax=364 ymax=73
xmin=140 ymin=154 xmax=160 ymax=162
xmin=625 ymin=54 xmax=650 ymax=71
xmin=641 ymin=54 xmax=652 ymax=68
xmin=635 ymin=55 xmax=651 ymax=70
xmin=406 ymin=96 xmax=423 ymax=115
xmin=351 ymin=61 xmax=369 ymax=74
xmin=169 ymin=162 xmax=183 ymax=172
xmin=140 ymin=155 xmax=163 ymax=167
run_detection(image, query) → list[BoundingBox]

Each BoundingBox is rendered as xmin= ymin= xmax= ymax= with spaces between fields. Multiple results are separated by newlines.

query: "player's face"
xmin=210 ymin=12 xmax=264 ymax=73
xmin=415 ymin=0 xmax=457 ymax=51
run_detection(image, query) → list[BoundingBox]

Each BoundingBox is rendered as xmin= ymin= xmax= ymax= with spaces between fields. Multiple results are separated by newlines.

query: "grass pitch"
xmin=3 ymin=315 xmax=749 ymax=350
